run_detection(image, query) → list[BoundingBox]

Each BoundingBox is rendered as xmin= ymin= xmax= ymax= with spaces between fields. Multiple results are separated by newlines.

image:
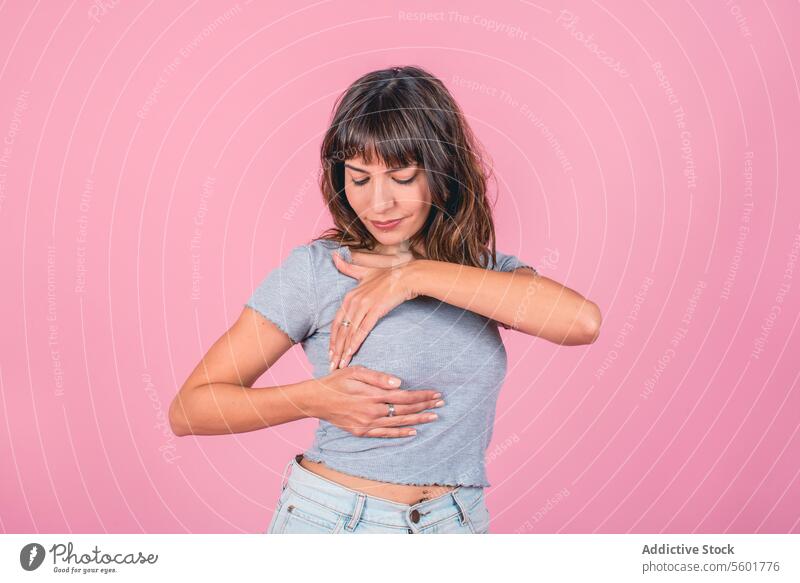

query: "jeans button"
xmin=410 ymin=509 xmax=420 ymax=523
xmin=408 ymin=528 xmax=413 ymax=533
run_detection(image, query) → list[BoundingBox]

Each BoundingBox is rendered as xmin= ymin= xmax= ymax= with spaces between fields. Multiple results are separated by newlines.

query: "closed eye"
xmin=352 ymin=175 xmax=417 ymax=186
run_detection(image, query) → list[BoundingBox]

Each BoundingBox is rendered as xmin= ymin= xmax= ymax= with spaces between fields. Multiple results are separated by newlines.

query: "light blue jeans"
xmin=266 ymin=454 xmax=491 ymax=534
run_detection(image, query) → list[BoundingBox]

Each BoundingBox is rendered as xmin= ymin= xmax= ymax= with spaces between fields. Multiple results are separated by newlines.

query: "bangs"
xmin=328 ymin=101 xmax=428 ymax=169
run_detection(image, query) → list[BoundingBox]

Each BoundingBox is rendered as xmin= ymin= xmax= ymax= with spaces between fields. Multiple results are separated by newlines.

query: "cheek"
xmin=344 ymin=189 xmax=368 ymax=215
xmin=406 ymin=185 xmax=432 ymax=216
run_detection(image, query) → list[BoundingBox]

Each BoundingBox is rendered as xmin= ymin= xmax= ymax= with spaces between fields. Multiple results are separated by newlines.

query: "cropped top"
xmin=244 ymin=238 xmax=536 ymax=487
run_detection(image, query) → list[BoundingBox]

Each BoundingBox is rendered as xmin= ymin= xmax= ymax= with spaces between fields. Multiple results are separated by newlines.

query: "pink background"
xmin=1 ymin=0 xmax=799 ymax=534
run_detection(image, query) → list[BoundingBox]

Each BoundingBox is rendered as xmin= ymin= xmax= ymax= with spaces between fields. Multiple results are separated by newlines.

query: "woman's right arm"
xmin=169 ymin=306 xmax=443 ymax=437
xmin=168 ymin=306 xmax=315 ymax=436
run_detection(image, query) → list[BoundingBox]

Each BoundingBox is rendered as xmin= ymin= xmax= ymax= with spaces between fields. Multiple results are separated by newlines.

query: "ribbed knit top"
xmin=245 ymin=238 xmax=536 ymax=487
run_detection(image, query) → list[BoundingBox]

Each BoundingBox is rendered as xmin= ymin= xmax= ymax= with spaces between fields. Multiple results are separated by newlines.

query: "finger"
xmin=388 ymin=398 xmax=445 ymax=416
xmin=343 ymin=310 xmax=380 ymax=366
xmin=332 ymin=293 xmax=355 ymax=369
xmin=335 ymin=295 xmax=365 ymax=369
xmin=341 ymin=305 xmax=371 ymax=367
xmin=330 ymin=250 xmax=350 ymax=276
xmin=362 ymin=427 xmax=418 ymax=438
xmin=330 ymin=302 xmax=355 ymax=371
xmin=337 ymin=309 xmax=359 ymax=368
xmin=380 ymin=388 xmax=444 ymax=403
xmin=328 ymin=308 xmax=345 ymax=371
xmin=330 ymin=286 xmax=357 ymax=363
xmin=332 ymin=251 xmax=370 ymax=280
xmin=349 ymin=365 xmax=403 ymax=389
xmin=372 ymin=411 xmax=439 ymax=428
xmin=333 ymin=312 xmax=353 ymax=369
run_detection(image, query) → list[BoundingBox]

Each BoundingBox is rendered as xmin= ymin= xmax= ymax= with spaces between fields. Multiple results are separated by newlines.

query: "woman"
xmin=169 ymin=65 xmax=602 ymax=534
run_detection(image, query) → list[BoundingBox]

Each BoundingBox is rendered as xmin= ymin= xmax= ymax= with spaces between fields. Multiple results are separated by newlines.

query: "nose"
xmin=370 ymin=176 xmax=396 ymax=213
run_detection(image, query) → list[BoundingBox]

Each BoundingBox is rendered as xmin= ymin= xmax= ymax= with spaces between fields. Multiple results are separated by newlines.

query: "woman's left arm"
xmin=406 ymin=260 xmax=602 ymax=346
xmin=329 ymin=252 xmax=602 ymax=369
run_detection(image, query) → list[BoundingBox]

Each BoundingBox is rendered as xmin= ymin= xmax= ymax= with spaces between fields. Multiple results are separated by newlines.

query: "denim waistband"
xmin=279 ymin=454 xmax=484 ymax=531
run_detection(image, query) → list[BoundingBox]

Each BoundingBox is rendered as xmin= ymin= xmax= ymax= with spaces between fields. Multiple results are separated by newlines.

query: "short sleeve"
xmin=244 ymin=245 xmax=317 ymax=344
xmin=488 ymin=250 xmax=538 ymax=274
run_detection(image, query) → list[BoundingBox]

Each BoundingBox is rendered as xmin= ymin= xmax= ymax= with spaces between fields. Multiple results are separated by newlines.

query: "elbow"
xmin=580 ymin=301 xmax=602 ymax=344
xmin=168 ymin=392 xmax=194 ymax=437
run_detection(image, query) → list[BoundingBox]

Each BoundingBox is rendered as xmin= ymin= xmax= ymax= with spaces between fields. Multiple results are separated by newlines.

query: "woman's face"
xmin=343 ymin=154 xmax=431 ymax=252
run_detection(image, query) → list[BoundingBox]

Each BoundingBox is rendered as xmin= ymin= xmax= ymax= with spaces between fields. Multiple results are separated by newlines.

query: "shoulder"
xmin=304 ymin=238 xmax=349 ymax=269
xmin=485 ymin=248 xmax=537 ymax=274
xmin=272 ymin=239 xmax=341 ymax=264
xmin=271 ymin=243 xmax=313 ymax=273
xmin=270 ymin=239 xmax=350 ymax=277
xmin=306 ymin=238 xmax=342 ymax=255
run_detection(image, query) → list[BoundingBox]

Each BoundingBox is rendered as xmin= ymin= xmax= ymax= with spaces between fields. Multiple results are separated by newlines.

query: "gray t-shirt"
xmin=245 ymin=238 xmax=536 ymax=487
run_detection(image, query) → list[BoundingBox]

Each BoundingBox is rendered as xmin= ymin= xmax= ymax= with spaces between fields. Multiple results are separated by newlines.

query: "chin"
xmin=372 ymin=232 xmax=406 ymax=245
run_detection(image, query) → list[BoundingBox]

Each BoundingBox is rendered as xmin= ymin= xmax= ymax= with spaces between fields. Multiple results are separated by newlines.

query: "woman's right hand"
xmin=309 ymin=365 xmax=444 ymax=438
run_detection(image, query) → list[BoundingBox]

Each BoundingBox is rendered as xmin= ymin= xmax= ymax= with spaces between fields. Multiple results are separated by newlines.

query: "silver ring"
xmin=387 ymin=403 xmax=395 ymax=417
xmin=341 ymin=319 xmax=351 ymax=328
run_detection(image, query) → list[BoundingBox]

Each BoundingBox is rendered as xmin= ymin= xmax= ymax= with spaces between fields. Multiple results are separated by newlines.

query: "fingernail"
xmin=433 ymin=392 xmax=442 ymax=399
xmin=427 ymin=413 xmax=438 ymax=420
xmin=339 ymin=358 xmax=346 ymax=368
xmin=408 ymin=429 xmax=417 ymax=435
xmin=345 ymin=346 xmax=352 ymax=356
xmin=329 ymin=361 xmax=335 ymax=371
xmin=435 ymin=400 xmax=445 ymax=407
xmin=389 ymin=377 xmax=401 ymax=386
xmin=328 ymin=349 xmax=333 ymax=359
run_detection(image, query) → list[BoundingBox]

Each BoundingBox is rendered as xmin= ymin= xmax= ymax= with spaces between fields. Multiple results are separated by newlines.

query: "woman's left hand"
xmin=328 ymin=250 xmax=420 ymax=370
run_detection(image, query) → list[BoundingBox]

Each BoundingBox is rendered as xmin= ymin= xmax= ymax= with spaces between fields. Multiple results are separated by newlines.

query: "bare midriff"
xmin=298 ymin=456 xmax=456 ymax=505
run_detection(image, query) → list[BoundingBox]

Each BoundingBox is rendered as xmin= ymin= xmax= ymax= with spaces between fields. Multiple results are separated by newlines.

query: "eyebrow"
xmin=344 ymin=163 xmax=415 ymax=174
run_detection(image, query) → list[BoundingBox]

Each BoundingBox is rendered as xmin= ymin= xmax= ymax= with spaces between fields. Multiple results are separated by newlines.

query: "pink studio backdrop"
xmin=1 ymin=1 xmax=799 ymax=534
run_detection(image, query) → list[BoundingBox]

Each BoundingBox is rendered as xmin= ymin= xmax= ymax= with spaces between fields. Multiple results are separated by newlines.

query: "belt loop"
xmin=279 ymin=455 xmax=295 ymax=491
xmin=345 ymin=492 xmax=366 ymax=531
xmin=450 ymin=488 xmax=470 ymax=527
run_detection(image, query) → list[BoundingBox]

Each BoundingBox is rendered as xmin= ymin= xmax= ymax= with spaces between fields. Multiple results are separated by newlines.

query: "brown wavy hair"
xmin=314 ymin=65 xmax=503 ymax=269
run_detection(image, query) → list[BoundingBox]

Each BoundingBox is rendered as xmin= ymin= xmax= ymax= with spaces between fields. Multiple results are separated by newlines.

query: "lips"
xmin=371 ymin=217 xmax=405 ymax=229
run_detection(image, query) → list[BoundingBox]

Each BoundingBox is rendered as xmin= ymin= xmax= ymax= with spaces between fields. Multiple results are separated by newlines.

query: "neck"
xmin=374 ymin=240 xmax=423 ymax=257
xmin=373 ymin=240 xmax=408 ymax=255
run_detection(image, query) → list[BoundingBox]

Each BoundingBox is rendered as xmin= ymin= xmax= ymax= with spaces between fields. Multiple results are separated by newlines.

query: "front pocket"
xmin=275 ymin=490 xmax=346 ymax=534
xmin=280 ymin=509 xmax=343 ymax=533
